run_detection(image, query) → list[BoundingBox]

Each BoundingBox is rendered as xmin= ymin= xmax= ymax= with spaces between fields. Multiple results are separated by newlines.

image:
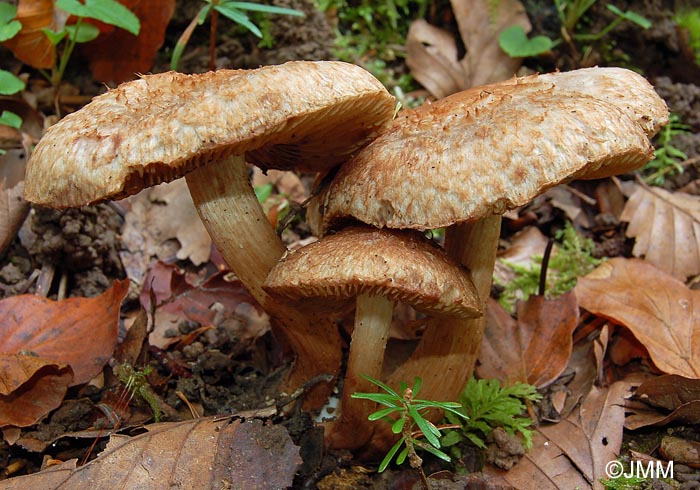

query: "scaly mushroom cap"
xmin=24 ymin=61 xmax=395 ymax=208
xmin=263 ymin=226 xmax=482 ymax=319
xmin=310 ymin=67 xmax=669 ymax=232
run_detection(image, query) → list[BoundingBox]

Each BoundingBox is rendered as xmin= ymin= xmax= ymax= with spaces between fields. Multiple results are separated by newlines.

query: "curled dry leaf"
xmin=0 ymin=417 xmax=300 ymax=490
xmin=2 ymin=0 xmax=60 ymax=69
xmin=477 ymin=293 xmax=579 ymax=388
xmin=620 ymin=182 xmax=700 ymax=280
xmin=0 ymin=353 xmax=72 ymax=428
xmin=625 ymin=374 xmax=700 ymax=430
xmin=406 ymin=0 xmax=530 ymax=98
xmin=0 ymin=181 xmax=29 ymax=257
xmin=0 ymin=279 xmax=128 ymax=385
xmin=576 ymin=258 xmax=700 ymax=378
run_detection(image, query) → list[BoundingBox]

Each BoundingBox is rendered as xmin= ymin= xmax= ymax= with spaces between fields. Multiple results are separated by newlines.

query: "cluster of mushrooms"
xmin=23 ymin=61 xmax=668 ymax=453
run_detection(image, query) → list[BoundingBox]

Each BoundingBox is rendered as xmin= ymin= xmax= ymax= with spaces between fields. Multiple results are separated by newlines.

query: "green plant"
xmin=643 ymin=113 xmax=691 ymax=186
xmin=675 ymin=8 xmax=700 ymax=65
xmin=317 ymin=0 xmax=428 ymax=93
xmin=600 ymin=474 xmax=648 ymax=490
xmin=441 ymin=377 xmax=541 ymax=451
xmin=351 ymin=376 xmax=467 ymax=475
xmin=497 ymin=221 xmax=602 ymax=311
xmin=117 ymin=363 xmax=161 ymax=422
xmin=0 ymin=2 xmax=24 ymax=96
xmin=170 ymin=1 xmax=304 ymax=71
xmin=42 ymin=0 xmax=140 ymax=89
xmin=499 ymin=1 xmax=650 ymax=59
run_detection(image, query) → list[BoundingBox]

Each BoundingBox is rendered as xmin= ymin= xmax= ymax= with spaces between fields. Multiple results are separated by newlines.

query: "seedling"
xmin=499 ymin=1 xmax=650 ymax=60
xmin=117 ymin=363 xmax=161 ymax=422
xmin=441 ymin=377 xmax=541 ymax=451
xmin=170 ymin=0 xmax=304 ymax=71
xmin=41 ymin=0 xmax=140 ymax=90
xmin=643 ymin=113 xmax=691 ymax=186
xmin=351 ymin=376 xmax=467 ymax=477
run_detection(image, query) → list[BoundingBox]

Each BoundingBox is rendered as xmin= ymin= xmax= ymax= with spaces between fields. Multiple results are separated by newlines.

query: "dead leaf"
xmin=660 ymin=436 xmax=700 ymax=466
xmin=0 ymin=354 xmax=72 ymax=427
xmin=0 ymin=280 xmax=129 ymax=385
xmin=120 ymin=180 xmax=212 ymax=274
xmin=494 ymin=226 xmax=550 ymax=288
xmin=620 ymin=183 xmax=700 ymax=280
xmin=488 ymin=381 xmax=631 ymax=489
xmin=406 ymin=0 xmax=530 ymax=98
xmin=477 ymin=293 xmax=579 ymax=388
xmin=80 ymin=0 xmax=175 ymax=83
xmin=576 ymin=258 xmax=700 ymax=378
xmin=624 ymin=375 xmax=700 ymax=430
xmin=0 ymin=181 xmax=29 ymax=257
xmin=2 ymin=0 xmax=61 ymax=69
xmin=140 ymin=262 xmax=268 ymax=348
xmin=0 ymin=417 xmax=301 ymax=489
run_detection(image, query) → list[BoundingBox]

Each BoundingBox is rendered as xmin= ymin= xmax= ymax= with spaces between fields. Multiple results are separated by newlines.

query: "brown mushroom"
xmin=24 ymin=61 xmax=396 ymax=404
xmin=263 ymin=225 xmax=481 ymax=449
xmin=308 ymin=66 xmax=669 ymax=444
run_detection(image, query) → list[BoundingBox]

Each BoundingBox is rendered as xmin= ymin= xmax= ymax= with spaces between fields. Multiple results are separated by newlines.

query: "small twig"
xmin=560 ymin=184 xmax=598 ymax=206
xmin=176 ymin=390 xmax=201 ymax=419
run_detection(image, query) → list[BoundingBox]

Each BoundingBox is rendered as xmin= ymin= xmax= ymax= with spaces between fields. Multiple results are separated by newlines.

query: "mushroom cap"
xmin=24 ymin=61 xmax=396 ymax=208
xmin=310 ymin=67 xmax=668 ymax=232
xmin=262 ymin=226 xmax=482 ymax=319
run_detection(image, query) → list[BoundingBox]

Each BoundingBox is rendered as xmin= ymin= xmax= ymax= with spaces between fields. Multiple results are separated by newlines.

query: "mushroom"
xmin=308 ymin=66 xmax=669 ymax=444
xmin=262 ymin=225 xmax=482 ymax=449
xmin=23 ymin=61 xmax=396 ymax=404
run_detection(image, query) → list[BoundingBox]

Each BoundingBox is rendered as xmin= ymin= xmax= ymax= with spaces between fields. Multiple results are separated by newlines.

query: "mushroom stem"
xmin=327 ymin=292 xmax=394 ymax=448
xmin=385 ymin=215 xmax=501 ymax=398
xmin=185 ymin=155 xmax=341 ymax=404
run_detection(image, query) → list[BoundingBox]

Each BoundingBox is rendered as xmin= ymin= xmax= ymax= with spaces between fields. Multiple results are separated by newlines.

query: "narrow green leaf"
xmin=214 ymin=4 xmax=262 ymax=37
xmin=606 ymin=5 xmax=651 ymax=29
xmin=0 ymin=110 xmax=22 ymax=129
xmin=254 ymin=183 xmax=273 ymax=203
xmin=412 ymin=376 xmax=423 ymax=396
xmin=391 ymin=417 xmax=405 ymax=434
xmin=224 ymin=2 xmax=304 ymax=17
xmin=418 ymin=441 xmax=452 ymax=462
xmin=378 ymin=438 xmax=405 ymax=472
xmin=409 ymin=405 xmax=440 ymax=448
xmin=395 ymin=446 xmax=409 ymax=466
xmin=57 ymin=0 xmax=140 ymax=35
xmin=358 ymin=374 xmax=400 ymax=398
xmin=0 ymin=70 xmax=25 ymax=95
xmin=367 ymin=407 xmax=401 ymax=421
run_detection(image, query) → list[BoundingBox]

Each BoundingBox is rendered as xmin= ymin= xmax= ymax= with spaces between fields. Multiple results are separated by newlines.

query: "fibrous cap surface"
xmin=310 ymin=67 xmax=668 ymax=232
xmin=25 ymin=61 xmax=395 ymax=208
xmin=263 ymin=226 xmax=482 ymax=319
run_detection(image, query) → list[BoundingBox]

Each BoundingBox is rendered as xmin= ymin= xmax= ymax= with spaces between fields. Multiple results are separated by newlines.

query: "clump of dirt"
xmin=24 ymin=204 xmax=124 ymax=297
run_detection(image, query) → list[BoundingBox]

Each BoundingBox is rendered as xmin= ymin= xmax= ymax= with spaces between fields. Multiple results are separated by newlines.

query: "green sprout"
xmin=441 ymin=377 xmax=541 ymax=451
xmin=499 ymin=1 xmax=650 ymax=59
xmin=170 ymin=0 xmax=304 ymax=71
xmin=351 ymin=376 xmax=467 ymax=475
xmin=117 ymin=363 xmax=161 ymax=422
xmin=41 ymin=0 xmax=140 ymax=89
xmin=498 ymin=221 xmax=602 ymax=311
xmin=0 ymin=1 xmax=26 ymax=133
xmin=643 ymin=113 xmax=691 ymax=186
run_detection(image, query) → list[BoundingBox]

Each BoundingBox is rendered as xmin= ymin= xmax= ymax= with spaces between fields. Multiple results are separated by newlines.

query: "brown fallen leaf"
xmin=2 ymin=0 xmax=59 ymax=69
xmin=486 ymin=381 xmax=631 ymax=490
xmin=0 ymin=280 xmax=128 ymax=385
xmin=406 ymin=0 xmax=530 ymax=98
xmin=620 ymin=182 xmax=700 ymax=280
xmin=624 ymin=374 xmax=700 ymax=430
xmin=494 ymin=226 xmax=551 ymax=289
xmin=0 ymin=353 xmax=72 ymax=427
xmin=80 ymin=0 xmax=175 ymax=83
xmin=0 ymin=181 xmax=29 ymax=257
xmin=575 ymin=258 xmax=700 ymax=378
xmin=477 ymin=293 xmax=579 ymax=388
xmin=660 ymin=436 xmax=700 ymax=467
xmin=0 ymin=417 xmax=301 ymax=490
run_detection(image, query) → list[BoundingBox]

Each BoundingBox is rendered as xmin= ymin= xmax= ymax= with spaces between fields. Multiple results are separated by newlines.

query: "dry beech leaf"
xmin=0 ymin=417 xmax=300 ymax=490
xmin=0 ymin=181 xmax=29 ymax=257
xmin=0 ymin=354 xmax=72 ymax=427
xmin=624 ymin=375 xmax=700 ymax=430
xmin=477 ymin=293 xmax=579 ymax=388
xmin=576 ymin=258 xmax=700 ymax=378
xmin=2 ymin=0 xmax=60 ymax=69
xmin=80 ymin=0 xmax=175 ymax=83
xmin=620 ymin=183 xmax=700 ymax=280
xmin=406 ymin=0 xmax=530 ymax=98
xmin=494 ymin=226 xmax=551 ymax=288
xmin=0 ymin=280 xmax=128 ymax=385
xmin=487 ymin=381 xmax=631 ymax=489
